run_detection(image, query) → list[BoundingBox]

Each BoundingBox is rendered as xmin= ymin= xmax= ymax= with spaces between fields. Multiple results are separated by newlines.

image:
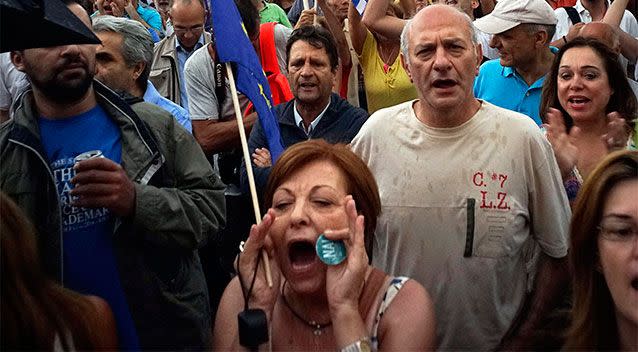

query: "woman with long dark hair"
xmin=540 ymin=37 xmax=636 ymax=202
xmin=1 ymin=193 xmax=117 ymax=350
xmin=565 ymin=150 xmax=637 ymax=350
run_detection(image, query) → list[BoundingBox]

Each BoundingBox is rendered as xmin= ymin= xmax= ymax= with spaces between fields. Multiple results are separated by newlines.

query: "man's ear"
xmin=535 ymin=30 xmax=549 ymax=48
xmin=400 ymin=53 xmax=412 ymax=82
xmin=471 ymin=0 xmax=480 ymax=10
xmin=10 ymin=51 xmax=26 ymax=72
xmin=133 ymin=62 xmax=145 ymax=81
xmin=475 ymin=43 xmax=483 ymax=75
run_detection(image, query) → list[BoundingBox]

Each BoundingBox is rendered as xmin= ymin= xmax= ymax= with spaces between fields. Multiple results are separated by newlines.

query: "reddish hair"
xmin=264 ymin=140 xmax=381 ymax=257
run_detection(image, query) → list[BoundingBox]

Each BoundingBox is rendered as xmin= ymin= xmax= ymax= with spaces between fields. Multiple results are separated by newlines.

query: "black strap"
xmin=464 ymin=198 xmax=476 ymax=257
xmin=564 ymin=7 xmax=581 ymax=25
xmin=209 ymin=44 xmax=226 ymax=119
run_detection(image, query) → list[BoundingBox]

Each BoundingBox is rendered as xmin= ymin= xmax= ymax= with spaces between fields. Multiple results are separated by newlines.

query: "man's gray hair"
xmin=400 ymin=19 xmax=413 ymax=66
xmin=92 ymin=15 xmax=154 ymax=85
xmin=524 ymin=23 xmax=556 ymax=45
xmin=400 ymin=7 xmax=478 ymax=66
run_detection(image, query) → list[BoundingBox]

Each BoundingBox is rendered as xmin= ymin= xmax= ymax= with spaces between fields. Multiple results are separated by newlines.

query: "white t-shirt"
xmin=351 ymin=100 xmax=570 ymax=350
xmin=183 ymin=44 xmax=239 ymax=121
xmin=0 ymin=52 xmax=29 ymax=112
xmin=553 ymin=0 xmax=638 ymax=41
xmin=553 ymin=0 xmax=638 ymax=71
xmin=477 ymin=29 xmax=498 ymax=60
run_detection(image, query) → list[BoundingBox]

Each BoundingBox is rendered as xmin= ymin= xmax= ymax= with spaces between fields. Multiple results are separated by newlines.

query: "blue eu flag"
xmin=210 ymin=0 xmax=285 ymax=162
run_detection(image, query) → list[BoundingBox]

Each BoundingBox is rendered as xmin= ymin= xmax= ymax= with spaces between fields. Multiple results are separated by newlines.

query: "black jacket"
xmin=242 ymin=93 xmax=369 ymax=192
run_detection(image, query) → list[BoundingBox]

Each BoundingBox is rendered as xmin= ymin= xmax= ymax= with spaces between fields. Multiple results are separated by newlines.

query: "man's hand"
xmin=96 ymin=0 xmax=108 ymax=15
xmin=70 ymin=157 xmax=136 ymax=217
xmin=124 ymin=0 xmax=139 ymax=18
xmin=252 ymin=148 xmax=272 ymax=168
xmin=565 ymin=22 xmax=585 ymax=42
xmin=109 ymin=0 xmax=128 ymax=17
xmin=296 ymin=9 xmax=318 ymax=29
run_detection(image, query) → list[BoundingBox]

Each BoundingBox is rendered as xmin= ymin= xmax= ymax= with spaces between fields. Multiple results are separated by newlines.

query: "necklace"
xmin=378 ymin=44 xmax=398 ymax=74
xmin=281 ymin=280 xmax=332 ymax=336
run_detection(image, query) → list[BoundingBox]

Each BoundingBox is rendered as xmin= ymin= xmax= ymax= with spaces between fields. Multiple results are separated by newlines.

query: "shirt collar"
xmin=500 ymin=46 xmax=559 ymax=78
xmin=501 ymin=65 xmax=515 ymax=77
xmin=294 ymin=100 xmax=331 ymax=135
xmin=143 ymin=80 xmax=161 ymax=104
xmin=175 ymin=34 xmax=205 ymax=52
xmin=259 ymin=0 xmax=268 ymax=12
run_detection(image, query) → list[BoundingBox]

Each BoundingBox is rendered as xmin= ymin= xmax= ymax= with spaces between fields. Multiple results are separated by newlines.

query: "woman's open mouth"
xmin=288 ymin=240 xmax=318 ymax=270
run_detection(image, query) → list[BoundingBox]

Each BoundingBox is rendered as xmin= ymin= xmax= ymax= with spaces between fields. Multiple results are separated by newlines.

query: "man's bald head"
xmin=170 ymin=0 xmax=206 ymax=50
xmin=401 ymin=4 xmax=476 ymax=65
xmin=578 ymin=22 xmax=620 ymax=53
xmin=171 ymin=0 xmax=205 ymax=11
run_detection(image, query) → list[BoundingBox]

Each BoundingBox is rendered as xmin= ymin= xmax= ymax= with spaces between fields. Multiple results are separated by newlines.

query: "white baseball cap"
xmin=473 ymin=0 xmax=557 ymax=35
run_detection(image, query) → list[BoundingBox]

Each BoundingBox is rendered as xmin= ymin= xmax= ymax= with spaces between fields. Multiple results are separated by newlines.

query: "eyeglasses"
xmin=173 ymin=26 xmax=204 ymax=36
xmin=598 ymin=219 xmax=638 ymax=242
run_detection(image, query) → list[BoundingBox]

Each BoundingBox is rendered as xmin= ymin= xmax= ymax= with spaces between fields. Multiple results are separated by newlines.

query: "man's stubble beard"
xmin=30 ymin=69 xmax=94 ymax=104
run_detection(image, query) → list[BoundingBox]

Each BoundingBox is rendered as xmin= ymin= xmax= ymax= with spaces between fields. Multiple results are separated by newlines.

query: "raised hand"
xmin=544 ymin=107 xmax=580 ymax=178
xmin=296 ymin=9 xmax=316 ymax=29
xmin=323 ymin=196 xmax=368 ymax=313
xmin=237 ymin=209 xmax=281 ymax=317
xmin=602 ymin=111 xmax=630 ymax=151
xmin=109 ymin=0 xmax=127 ymax=17
xmin=565 ymin=22 xmax=585 ymax=42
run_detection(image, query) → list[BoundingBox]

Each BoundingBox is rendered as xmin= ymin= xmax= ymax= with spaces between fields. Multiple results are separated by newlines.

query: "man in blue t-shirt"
xmin=2 ymin=3 xmax=225 ymax=350
xmin=473 ymin=0 xmax=558 ymax=126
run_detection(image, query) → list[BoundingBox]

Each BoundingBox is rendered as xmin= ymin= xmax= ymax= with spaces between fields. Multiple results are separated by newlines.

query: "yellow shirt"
xmin=359 ymin=31 xmax=417 ymax=113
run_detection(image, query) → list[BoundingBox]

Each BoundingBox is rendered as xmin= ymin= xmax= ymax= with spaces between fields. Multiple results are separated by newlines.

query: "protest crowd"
xmin=1 ymin=0 xmax=637 ymax=350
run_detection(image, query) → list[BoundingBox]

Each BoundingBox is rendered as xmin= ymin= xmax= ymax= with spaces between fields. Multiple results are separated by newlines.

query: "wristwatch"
xmin=339 ymin=337 xmax=372 ymax=352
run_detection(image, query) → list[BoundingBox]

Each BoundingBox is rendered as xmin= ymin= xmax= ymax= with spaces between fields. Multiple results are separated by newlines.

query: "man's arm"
xmin=131 ymin=120 xmax=226 ymax=250
xmin=549 ymin=22 xmax=585 ymax=50
xmin=604 ymin=0 xmax=628 ymax=26
xmin=192 ymin=114 xmax=257 ymax=154
xmin=549 ymin=8 xmax=578 ymax=49
xmin=398 ymin=0 xmax=416 ymax=20
xmin=499 ymin=128 xmax=572 ymax=349
xmin=72 ymin=112 xmax=226 ymax=250
xmin=124 ymin=2 xmax=164 ymax=37
xmin=616 ymin=31 xmax=638 ymax=63
xmin=318 ymin=0 xmax=351 ymax=70
xmin=184 ymin=46 xmax=256 ymax=154
xmin=604 ymin=0 xmax=638 ymax=63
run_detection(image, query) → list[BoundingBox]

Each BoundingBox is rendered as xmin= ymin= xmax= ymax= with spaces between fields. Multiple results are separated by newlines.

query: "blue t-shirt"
xmin=473 ymin=48 xmax=558 ymax=126
xmin=38 ymin=106 xmax=140 ymax=351
xmin=474 ymin=59 xmax=545 ymax=126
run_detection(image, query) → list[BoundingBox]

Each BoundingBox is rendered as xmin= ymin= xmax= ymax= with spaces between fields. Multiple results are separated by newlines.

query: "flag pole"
xmin=312 ymin=0 xmax=318 ymax=25
xmin=225 ymin=62 xmax=273 ymax=288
